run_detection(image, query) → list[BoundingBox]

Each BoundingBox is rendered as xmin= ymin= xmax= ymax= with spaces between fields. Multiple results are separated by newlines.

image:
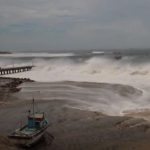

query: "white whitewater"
xmin=1 ymin=52 xmax=150 ymax=116
xmin=1 ymin=55 xmax=149 ymax=89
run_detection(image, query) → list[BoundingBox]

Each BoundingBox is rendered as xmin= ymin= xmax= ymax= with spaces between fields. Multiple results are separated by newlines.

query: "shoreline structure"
xmin=0 ymin=77 xmax=34 ymax=92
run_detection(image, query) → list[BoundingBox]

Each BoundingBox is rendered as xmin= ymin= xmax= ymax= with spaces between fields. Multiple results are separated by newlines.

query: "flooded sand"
xmin=1 ymin=100 xmax=150 ymax=150
xmin=1 ymin=79 xmax=150 ymax=150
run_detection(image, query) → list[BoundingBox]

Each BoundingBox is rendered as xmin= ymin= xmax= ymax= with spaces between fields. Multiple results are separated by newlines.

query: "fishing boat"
xmin=8 ymin=99 xmax=49 ymax=147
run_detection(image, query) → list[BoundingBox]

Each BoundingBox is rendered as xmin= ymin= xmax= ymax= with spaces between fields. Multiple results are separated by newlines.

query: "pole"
xmin=33 ymin=98 xmax=35 ymax=115
xmin=32 ymin=98 xmax=35 ymax=128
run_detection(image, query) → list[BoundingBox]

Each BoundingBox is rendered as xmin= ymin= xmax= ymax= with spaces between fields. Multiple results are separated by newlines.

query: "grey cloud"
xmin=0 ymin=0 xmax=150 ymax=50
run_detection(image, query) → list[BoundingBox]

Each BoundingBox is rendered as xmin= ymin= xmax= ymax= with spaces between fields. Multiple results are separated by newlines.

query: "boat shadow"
xmin=22 ymin=132 xmax=54 ymax=149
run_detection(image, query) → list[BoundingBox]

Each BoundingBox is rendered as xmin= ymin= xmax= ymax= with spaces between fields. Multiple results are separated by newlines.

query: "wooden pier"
xmin=0 ymin=66 xmax=33 ymax=75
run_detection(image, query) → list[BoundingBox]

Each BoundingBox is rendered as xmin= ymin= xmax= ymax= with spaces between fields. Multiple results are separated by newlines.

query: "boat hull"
xmin=10 ymin=132 xmax=44 ymax=147
xmin=8 ymin=126 xmax=48 ymax=147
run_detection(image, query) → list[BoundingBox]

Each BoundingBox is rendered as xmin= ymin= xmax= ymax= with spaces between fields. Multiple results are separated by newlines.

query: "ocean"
xmin=1 ymin=49 xmax=150 ymax=117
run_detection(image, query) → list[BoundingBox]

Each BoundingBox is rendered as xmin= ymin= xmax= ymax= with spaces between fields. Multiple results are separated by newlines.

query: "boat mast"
xmin=33 ymin=98 xmax=35 ymax=115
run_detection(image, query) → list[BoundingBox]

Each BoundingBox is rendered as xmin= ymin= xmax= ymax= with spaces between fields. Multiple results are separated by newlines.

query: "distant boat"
xmin=8 ymin=99 xmax=49 ymax=147
xmin=113 ymin=52 xmax=122 ymax=60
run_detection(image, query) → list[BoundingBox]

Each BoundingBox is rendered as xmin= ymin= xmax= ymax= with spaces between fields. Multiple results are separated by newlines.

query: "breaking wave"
xmin=1 ymin=52 xmax=150 ymax=116
xmin=0 ymin=52 xmax=150 ymax=115
xmin=0 ymin=54 xmax=150 ymax=90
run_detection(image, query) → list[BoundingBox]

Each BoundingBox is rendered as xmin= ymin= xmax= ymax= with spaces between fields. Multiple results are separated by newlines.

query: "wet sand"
xmin=1 ymin=78 xmax=150 ymax=150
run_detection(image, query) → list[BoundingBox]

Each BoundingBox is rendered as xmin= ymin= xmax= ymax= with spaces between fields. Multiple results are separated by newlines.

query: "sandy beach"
xmin=1 ymin=78 xmax=150 ymax=150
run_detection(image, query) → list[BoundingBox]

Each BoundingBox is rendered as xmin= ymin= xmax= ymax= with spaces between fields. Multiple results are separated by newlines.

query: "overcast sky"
xmin=0 ymin=0 xmax=150 ymax=51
